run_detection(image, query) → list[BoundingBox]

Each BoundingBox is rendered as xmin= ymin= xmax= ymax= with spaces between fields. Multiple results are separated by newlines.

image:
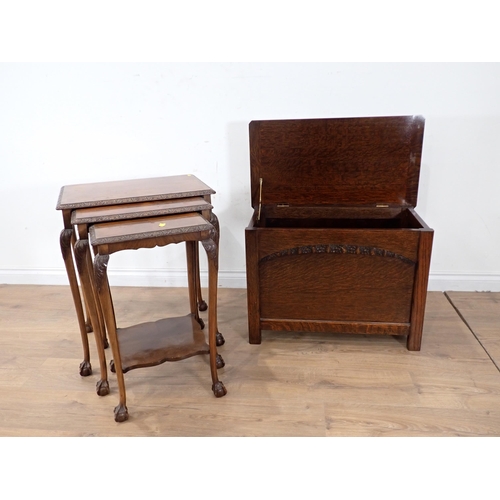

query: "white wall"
xmin=1 ymin=63 xmax=500 ymax=290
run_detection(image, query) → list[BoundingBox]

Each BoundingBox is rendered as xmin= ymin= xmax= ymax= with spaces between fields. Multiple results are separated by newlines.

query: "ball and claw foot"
xmin=103 ymin=337 xmax=109 ymax=349
xmin=79 ymin=360 xmax=92 ymax=377
xmin=85 ymin=321 xmax=93 ymax=334
xmin=114 ymin=404 xmax=129 ymax=423
xmin=212 ymin=381 xmax=227 ymax=398
xmin=197 ymin=317 xmax=205 ymax=330
xmin=96 ymin=379 xmax=110 ymax=396
xmin=216 ymin=332 xmax=225 ymax=346
xmin=110 ymin=360 xmax=115 ymax=373
xmin=198 ymin=300 xmax=208 ymax=312
xmin=216 ymin=354 xmax=225 ymax=369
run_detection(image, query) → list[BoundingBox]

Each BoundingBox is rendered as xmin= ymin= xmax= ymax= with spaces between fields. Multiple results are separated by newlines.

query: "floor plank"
xmin=446 ymin=291 xmax=500 ymax=371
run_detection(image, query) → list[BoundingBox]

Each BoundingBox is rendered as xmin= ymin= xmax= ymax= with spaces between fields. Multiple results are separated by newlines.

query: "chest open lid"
xmin=249 ymin=116 xmax=425 ymax=211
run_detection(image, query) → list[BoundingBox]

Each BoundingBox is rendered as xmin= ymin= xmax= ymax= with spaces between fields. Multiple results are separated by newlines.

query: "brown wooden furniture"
xmin=56 ymin=175 xmax=220 ymax=377
xmin=71 ymin=196 xmax=226 ymax=391
xmin=76 ymin=212 xmax=227 ymax=422
xmin=245 ymin=116 xmax=434 ymax=350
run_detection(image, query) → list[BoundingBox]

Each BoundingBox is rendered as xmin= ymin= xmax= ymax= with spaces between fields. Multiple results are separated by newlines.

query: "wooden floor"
xmin=1 ymin=284 xmax=500 ymax=437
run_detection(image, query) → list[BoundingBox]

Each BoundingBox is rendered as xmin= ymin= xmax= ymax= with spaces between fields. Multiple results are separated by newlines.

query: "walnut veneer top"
xmin=89 ymin=213 xmax=213 ymax=246
xmin=57 ymin=174 xmax=215 ymax=210
xmin=71 ymin=197 xmax=213 ymax=225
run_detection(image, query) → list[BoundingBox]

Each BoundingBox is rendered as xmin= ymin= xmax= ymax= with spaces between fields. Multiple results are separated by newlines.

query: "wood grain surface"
xmin=446 ymin=291 xmax=500 ymax=371
xmin=249 ymin=116 xmax=424 ymax=208
xmin=1 ymin=285 xmax=500 ymax=436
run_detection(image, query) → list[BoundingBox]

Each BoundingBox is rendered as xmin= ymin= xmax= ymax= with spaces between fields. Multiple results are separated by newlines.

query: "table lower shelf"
xmin=116 ymin=314 xmax=209 ymax=373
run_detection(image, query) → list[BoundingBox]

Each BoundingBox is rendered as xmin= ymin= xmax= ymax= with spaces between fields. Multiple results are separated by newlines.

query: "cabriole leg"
xmin=209 ymin=213 xmax=225 ymax=347
xmin=60 ymin=228 xmax=92 ymax=376
xmin=74 ymin=240 xmax=110 ymax=396
xmin=202 ymin=235 xmax=227 ymax=398
xmin=95 ymin=253 xmax=129 ymax=422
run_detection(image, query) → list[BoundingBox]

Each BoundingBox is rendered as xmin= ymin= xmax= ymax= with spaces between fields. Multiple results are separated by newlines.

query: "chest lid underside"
xmin=249 ymin=115 xmax=425 ymax=210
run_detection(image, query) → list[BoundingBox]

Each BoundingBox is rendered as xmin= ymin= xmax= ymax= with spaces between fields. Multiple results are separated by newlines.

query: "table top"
xmin=56 ymin=174 xmax=215 ymax=210
xmin=89 ymin=212 xmax=213 ymax=246
xmin=71 ymin=197 xmax=213 ymax=225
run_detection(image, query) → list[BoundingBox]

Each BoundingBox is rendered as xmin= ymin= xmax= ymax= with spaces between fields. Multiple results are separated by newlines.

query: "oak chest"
xmin=244 ymin=116 xmax=433 ymax=350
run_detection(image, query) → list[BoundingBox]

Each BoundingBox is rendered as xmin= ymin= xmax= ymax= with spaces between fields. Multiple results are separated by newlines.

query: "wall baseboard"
xmin=1 ymin=269 xmax=500 ymax=292
xmin=427 ymin=273 xmax=500 ymax=292
xmin=0 ymin=268 xmax=248 ymax=289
